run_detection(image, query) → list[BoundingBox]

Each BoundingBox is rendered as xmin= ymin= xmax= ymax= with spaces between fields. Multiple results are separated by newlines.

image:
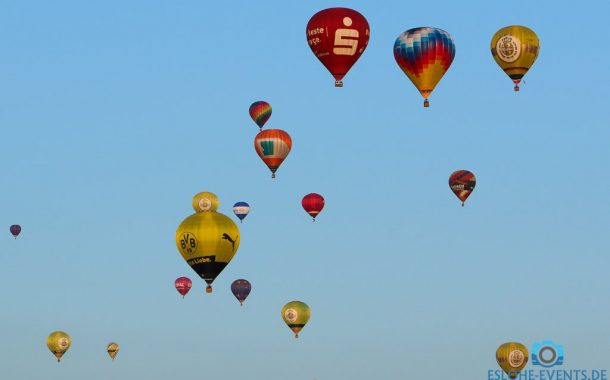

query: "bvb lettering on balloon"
xmin=231 ymin=279 xmax=252 ymax=306
xmin=449 ymin=170 xmax=476 ymax=206
xmin=254 ymin=129 xmax=292 ymax=178
xmin=175 ymin=277 xmax=192 ymax=298
xmin=302 ymin=193 xmax=325 ymax=222
xmin=491 ymin=25 xmax=540 ymax=91
xmin=394 ymin=27 xmax=455 ymax=107
xmin=306 ymin=7 xmax=370 ymax=87
xmin=281 ymin=301 xmax=311 ymax=338
xmin=176 ymin=192 xmax=240 ymax=293
xmin=249 ymin=101 xmax=272 ymax=131
xmin=496 ymin=342 xmax=529 ymax=379
xmin=47 ymin=331 xmax=71 ymax=362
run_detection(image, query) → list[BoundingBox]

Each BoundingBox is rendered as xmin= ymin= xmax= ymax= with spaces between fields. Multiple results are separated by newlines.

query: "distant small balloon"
xmin=496 ymin=342 xmax=529 ymax=379
xmin=254 ymin=129 xmax=292 ymax=178
xmin=107 ymin=342 xmax=119 ymax=361
xmin=281 ymin=301 xmax=311 ymax=338
xmin=175 ymin=277 xmax=192 ymax=298
xmin=449 ymin=170 xmax=476 ymax=206
xmin=47 ymin=331 xmax=71 ymax=362
xmin=10 ymin=224 xmax=21 ymax=239
xmin=249 ymin=101 xmax=272 ymax=130
xmin=302 ymin=193 xmax=325 ymax=221
xmin=231 ymin=279 xmax=252 ymax=306
xmin=232 ymin=202 xmax=250 ymax=223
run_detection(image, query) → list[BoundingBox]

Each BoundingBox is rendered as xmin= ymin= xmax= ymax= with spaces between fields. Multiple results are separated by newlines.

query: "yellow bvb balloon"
xmin=46 ymin=331 xmax=71 ymax=362
xmin=107 ymin=342 xmax=119 ymax=361
xmin=176 ymin=192 xmax=240 ymax=293
xmin=491 ymin=25 xmax=540 ymax=91
xmin=496 ymin=342 xmax=529 ymax=379
xmin=281 ymin=301 xmax=311 ymax=338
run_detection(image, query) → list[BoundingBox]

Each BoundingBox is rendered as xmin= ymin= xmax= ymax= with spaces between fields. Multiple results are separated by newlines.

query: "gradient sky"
xmin=1 ymin=0 xmax=609 ymax=379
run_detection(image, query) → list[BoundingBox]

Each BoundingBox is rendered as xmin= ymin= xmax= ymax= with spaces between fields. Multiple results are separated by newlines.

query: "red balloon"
xmin=175 ymin=277 xmax=192 ymax=298
xmin=306 ymin=8 xmax=370 ymax=87
xmin=302 ymin=193 xmax=325 ymax=221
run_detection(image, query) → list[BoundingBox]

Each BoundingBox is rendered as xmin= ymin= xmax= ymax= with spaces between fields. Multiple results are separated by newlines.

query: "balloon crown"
xmin=191 ymin=192 xmax=219 ymax=212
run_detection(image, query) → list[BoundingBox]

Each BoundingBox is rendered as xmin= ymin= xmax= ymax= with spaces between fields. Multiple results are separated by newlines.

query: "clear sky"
xmin=1 ymin=0 xmax=609 ymax=379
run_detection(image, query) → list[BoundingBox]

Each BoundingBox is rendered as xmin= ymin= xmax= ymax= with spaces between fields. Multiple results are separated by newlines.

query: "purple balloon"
xmin=231 ymin=279 xmax=252 ymax=306
xmin=10 ymin=225 xmax=21 ymax=239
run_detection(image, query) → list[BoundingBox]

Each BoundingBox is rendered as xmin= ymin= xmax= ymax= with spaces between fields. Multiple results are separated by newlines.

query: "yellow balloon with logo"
xmin=281 ymin=301 xmax=311 ymax=338
xmin=176 ymin=192 xmax=240 ymax=293
xmin=496 ymin=342 xmax=529 ymax=379
xmin=107 ymin=342 xmax=119 ymax=361
xmin=47 ymin=331 xmax=71 ymax=362
xmin=491 ymin=25 xmax=540 ymax=91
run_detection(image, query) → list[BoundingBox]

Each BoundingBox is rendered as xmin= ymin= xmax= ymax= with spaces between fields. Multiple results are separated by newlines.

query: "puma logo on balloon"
xmin=222 ymin=233 xmax=238 ymax=251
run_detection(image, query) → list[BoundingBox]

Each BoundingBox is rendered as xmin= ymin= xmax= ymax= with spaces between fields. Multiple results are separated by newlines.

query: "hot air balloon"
xmin=254 ymin=129 xmax=292 ymax=178
xmin=47 ymin=331 xmax=71 ymax=362
xmin=231 ymin=279 xmax=252 ymax=306
xmin=306 ymin=7 xmax=370 ymax=87
xmin=281 ymin=301 xmax=311 ymax=338
xmin=249 ymin=101 xmax=272 ymax=130
xmin=107 ymin=342 xmax=119 ymax=361
xmin=449 ymin=170 xmax=476 ymax=206
xmin=491 ymin=26 xmax=539 ymax=91
xmin=496 ymin=342 xmax=529 ymax=379
xmin=302 ymin=193 xmax=325 ymax=221
xmin=394 ymin=27 xmax=455 ymax=107
xmin=10 ymin=224 xmax=21 ymax=239
xmin=175 ymin=277 xmax=192 ymax=298
xmin=176 ymin=192 xmax=240 ymax=293
xmin=232 ymin=202 xmax=250 ymax=223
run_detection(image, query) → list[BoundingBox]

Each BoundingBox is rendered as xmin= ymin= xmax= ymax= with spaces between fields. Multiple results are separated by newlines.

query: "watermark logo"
xmin=531 ymin=341 xmax=564 ymax=368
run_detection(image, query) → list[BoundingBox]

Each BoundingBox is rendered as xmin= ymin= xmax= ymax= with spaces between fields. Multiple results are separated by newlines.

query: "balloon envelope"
xmin=47 ymin=331 xmax=71 ymax=362
xmin=281 ymin=301 xmax=311 ymax=338
xmin=107 ymin=342 xmax=119 ymax=361
xmin=175 ymin=277 xmax=192 ymax=297
xmin=231 ymin=279 xmax=252 ymax=305
xmin=449 ymin=170 xmax=476 ymax=206
xmin=176 ymin=192 xmax=240 ymax=293
xmin=254 ymin=129 xmax=292 ymax=178
xmin=306 ymin=7 xmax=370 ymax=87
xmin=10 ymin=224 xmax=21 ymax=239
xmin=302 ymin=193 xmax=325 ymax=221
xmin=232 ymin=202 xmax=250 ymax=222
xmin=249 ymin=101 xmax=272 ymax=129
xmin=491 ymin=25 xmax=540 ymax=91
xmin=496 ymin=342 xmax=529 ymax=379
xmin=394 ymin=27 xmax=455 ymax=107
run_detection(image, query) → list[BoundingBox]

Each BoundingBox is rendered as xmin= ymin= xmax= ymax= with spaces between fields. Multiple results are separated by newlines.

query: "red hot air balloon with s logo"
xmin=306 ymin=8 xmax=370 ymax=87
xmin=175 ymin=277 xmax=192 ymax=298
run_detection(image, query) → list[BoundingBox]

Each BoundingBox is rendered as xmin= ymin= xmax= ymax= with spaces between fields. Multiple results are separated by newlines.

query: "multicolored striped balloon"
xmin=249 ymin=101 xmax=272 ymax=130
xmin=254 ymin=129 xmax=292 ymax=178
xmin=394 ymin=27 xmax=455 ymax=107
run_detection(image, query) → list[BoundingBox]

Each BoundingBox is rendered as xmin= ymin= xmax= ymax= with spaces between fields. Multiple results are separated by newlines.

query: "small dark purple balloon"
xmin=231 ymin=279 xmax=252 ymax=306
xmin=10 ymin=225 xmax=21 ymax=239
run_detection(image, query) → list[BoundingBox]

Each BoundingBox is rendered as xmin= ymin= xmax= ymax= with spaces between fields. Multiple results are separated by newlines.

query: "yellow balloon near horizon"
xmin=496 ymin=342 xmax=529 ymax=379
xmin=47 ymin=331 xmax=71 ymax=362
xmin=281 ymin=301 xmax=311 ymax=338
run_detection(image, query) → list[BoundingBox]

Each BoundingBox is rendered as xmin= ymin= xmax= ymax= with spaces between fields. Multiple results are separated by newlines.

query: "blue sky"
xmin=1 ymin=0 xmax=609 ymax=379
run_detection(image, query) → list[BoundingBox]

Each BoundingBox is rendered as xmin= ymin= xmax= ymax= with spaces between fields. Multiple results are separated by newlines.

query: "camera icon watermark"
xmin=531 ymin=341 xmax=564 ymax=368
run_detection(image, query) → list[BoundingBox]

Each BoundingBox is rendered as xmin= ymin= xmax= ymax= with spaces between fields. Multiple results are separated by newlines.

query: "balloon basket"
xmin=424 ymin=99 xmax=429 ymax=107
xmin=514 ymin=85 xmax=520 ymax=92
xmin=271 ymin=173 xmax=276 ymax=179
xmin=206 ymin=286 xmax=213 ymax=293
xmin=334 ymin=80 xmax=343 ymax=87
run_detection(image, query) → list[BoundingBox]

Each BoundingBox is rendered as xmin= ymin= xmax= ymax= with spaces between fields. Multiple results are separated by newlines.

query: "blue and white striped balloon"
xmin=232 ymin=202 xmax=250 ymax=222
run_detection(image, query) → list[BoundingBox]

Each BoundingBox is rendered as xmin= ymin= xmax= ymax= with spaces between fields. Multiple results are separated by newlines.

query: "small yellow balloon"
xmin=496 ymin=342 xmax=529 ymax=379
xmin=46 ymin=331 xmax=71 ymax=362
xmin=107 ymin=342 xmax=119 ymax=361
xmin=491 ymin=25 xmax=540 ymax=91
xmin=177 ymin=192 xmax=240 ymax=293
xmin=281 ymin=301 xmax=311 ymax=338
